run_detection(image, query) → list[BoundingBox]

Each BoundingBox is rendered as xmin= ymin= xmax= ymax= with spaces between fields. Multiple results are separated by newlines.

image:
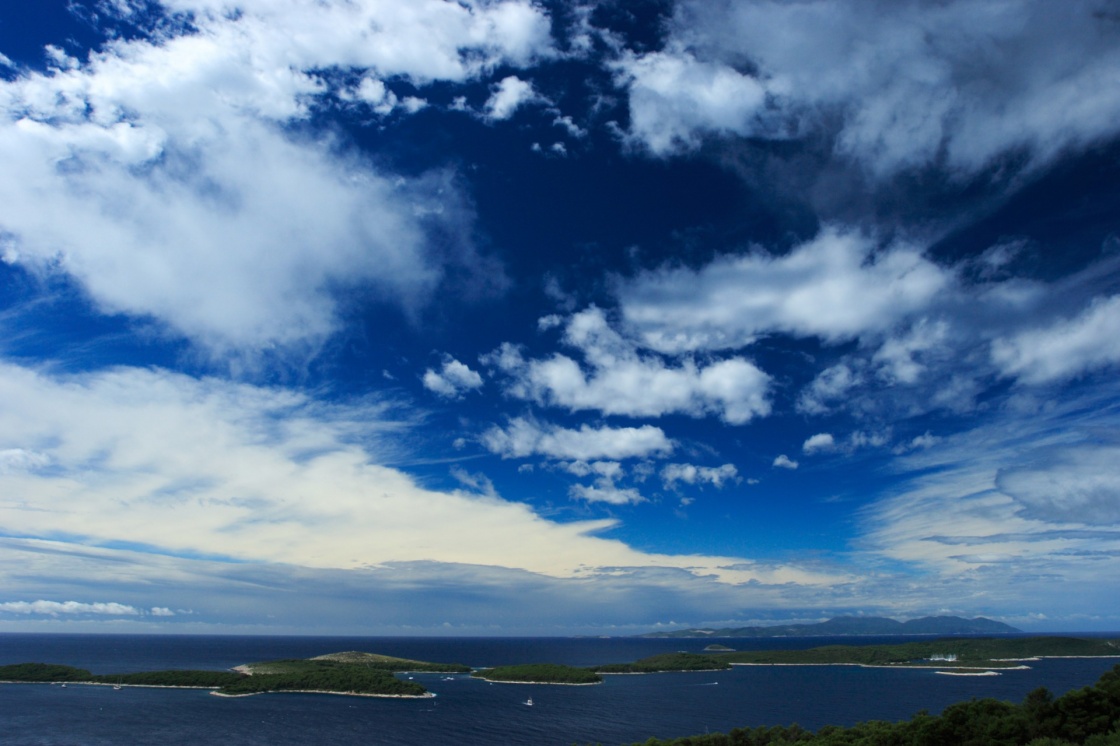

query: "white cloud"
xmin=0 ymin=600 xmax=140 ymax=616
xmin=570 ymin=483 xmax=645 ymax=505
xmin=0 ymin=448 xmax=50 ymax=474
xmin=620 ymin=0 xmax=1120 ymax=175
xmin=346 ymin=76 xmax=426 ymax=115
xmin=860 ymin=389 xmax=1120 ymax=606
xmin=991 ymin=295 xmax=1120 ymax=384
xmin=802 ymin=433 xmax=835 ymax=455
xmin=0 ymin=0 xmax=553 ymax=356
xmin=996 ymin=445 xmax=1120 ymax=525
xmin=484 ymin=75 xmax=543 ymax=120
xmin=0 ymin=359 xmax=814 ymax=586
xmin=613 ymin=48 xmax=769 ymax=155
xmin=773 ymin=455 xmax=798 ymax=470
xmin=797 ymin=363 xmax=862 ymax=415
xmin=423 ymin=356 xmax=484 ymax=399
xmin=481 ymin=417 xmax=672 ymax=461
xmin=661 ymin=463 xmax=738 ymax=488
xmin=552 ymin=114 xmax=587 ymax=138
xmin=487 ymin=307 xmax=772 ymax=424
xmin=619 ymin=228 xmax=950 ymax=354
xmin=150 ymin=607 xmax=176 ymax=617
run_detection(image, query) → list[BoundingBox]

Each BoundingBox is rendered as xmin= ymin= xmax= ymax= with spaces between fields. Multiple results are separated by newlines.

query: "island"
xmin=0 ymin=651 xmax=471 ymax=698
xmin=594 ymin=653 xmax=731 ymax=674
xmin=640 ymin=614 xmax=1022 ymax=638
xmin=471 ymin=663 xmax=602 ymax=685
xmin=715 ymin=636 xmax=1120 ymax=670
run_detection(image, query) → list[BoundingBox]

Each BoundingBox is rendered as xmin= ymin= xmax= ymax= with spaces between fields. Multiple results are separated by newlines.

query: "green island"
xmin=0 ymin=651 xmax=471 ymax=698
xmin=471 ymin=663 xmax=602 ymax=685
xmin=594 ymin=653 xmax=732 ymax=674
xmin=621 ymin=663 xmax=1120 ymax=746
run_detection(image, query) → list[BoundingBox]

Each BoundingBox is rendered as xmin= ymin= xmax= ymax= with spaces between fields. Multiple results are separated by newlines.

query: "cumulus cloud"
xmin=570 ymin=483 xmax=646 ymax=505
xmin=423 ymin=356 xmax=484 ymax=398
xmin=484 ymin=75 xmax=544 ymax=120
xmin=0 ymin=600 xmax=140 ymax=616
xmin=617 ymin=0 xmax=1120 ymax=175
xmin=0 ymin=0 xmax=553 ymax=355
xmin=773 ymin=455 xmax=799 ymax=470
xmin=618 ymin=228 xmax=949 ymax=354
xmin=660 ymin=463 xmax=738 ymax=488
xmin=991 ymin=295 xmax=1120 ymax=384
xmin=481 ymin=417 xmax=672 ymax=461
xmin=802 ymin=433 xmax=835 ymax=455
xmin=613 ymin=48 xmax=769 ymax=154
xmin=486 ymin=307 xmax=772 ymax=424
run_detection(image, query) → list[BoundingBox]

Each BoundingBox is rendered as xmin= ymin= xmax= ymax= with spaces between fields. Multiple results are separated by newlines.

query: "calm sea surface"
xmin=2 ymin=634 xmax=1118 ymax=745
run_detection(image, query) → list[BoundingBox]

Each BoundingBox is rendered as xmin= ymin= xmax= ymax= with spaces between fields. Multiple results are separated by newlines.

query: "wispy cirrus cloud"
xmin=0 ymin=359 xmax=834 ymax=589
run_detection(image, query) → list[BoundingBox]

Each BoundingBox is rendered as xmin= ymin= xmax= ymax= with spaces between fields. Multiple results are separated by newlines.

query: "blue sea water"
xmin=1 ymin=634 xmax=1117 ymax=745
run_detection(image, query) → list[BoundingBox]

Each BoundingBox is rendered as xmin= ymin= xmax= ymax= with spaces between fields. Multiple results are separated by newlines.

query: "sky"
xmin=0 ymin=0 xmax=1119 ymax=636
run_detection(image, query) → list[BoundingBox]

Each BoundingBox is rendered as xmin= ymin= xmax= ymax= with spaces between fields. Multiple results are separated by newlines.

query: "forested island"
xmin=0 ymin=651 xmax=471 ymax=698
xmin=471 ymin=663 xmax=602 ymax=684
xmin=623 ymin=663 xmax=1120 ymax=746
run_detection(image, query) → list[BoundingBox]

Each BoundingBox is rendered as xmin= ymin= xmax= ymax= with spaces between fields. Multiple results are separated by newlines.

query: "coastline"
xmin=472 ymin=678 xmax=601 ymax=686
xmin=598 ymin=668 xmax=728 ymax=675
xmin=1 ymin=678 xmax=435 ymax=698
xmin=210 ymin=689 xmax=435 ymax=698
xmin=1 ymin=680 xmax=218 ymax=690
xmin=728 ymin=662 xmax=1032 ymax=671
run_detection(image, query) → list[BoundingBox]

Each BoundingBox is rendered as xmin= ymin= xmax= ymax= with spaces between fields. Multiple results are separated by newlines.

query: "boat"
xmin=524 ymin=697 xmax=533 ymax=706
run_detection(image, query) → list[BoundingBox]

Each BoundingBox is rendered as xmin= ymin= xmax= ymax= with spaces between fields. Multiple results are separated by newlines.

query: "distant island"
xmin=639 ymin=615 xmax=1021 ymax=638
xmin=715 ymin=636 xmax=1119 ymax=669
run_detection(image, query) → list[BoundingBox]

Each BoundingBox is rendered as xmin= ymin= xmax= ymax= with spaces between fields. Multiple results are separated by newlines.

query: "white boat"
xmin=524 ymin=697 xmax=533 ymax=706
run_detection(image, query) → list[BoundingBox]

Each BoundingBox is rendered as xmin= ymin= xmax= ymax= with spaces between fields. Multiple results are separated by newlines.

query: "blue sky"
xmin=0 ymin=0 xmax=1119 ymax=635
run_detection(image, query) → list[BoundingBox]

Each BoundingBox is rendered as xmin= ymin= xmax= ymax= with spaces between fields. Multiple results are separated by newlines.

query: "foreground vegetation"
xmin=472 ymin=663 xmax=602 ymax=684
xmin=625 ymin=663 xmax=1120 ymax=746
xmin=717 ymin=637 xmax=1120 ymax=669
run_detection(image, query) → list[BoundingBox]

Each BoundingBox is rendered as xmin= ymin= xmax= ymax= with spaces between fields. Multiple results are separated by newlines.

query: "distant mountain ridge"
xmin=639 ymin=615 xmax=1021 ymax=638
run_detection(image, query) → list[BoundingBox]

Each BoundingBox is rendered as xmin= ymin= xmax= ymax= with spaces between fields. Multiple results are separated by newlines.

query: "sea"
xmin=2 ymin=633 xmax=1118 ymax=745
